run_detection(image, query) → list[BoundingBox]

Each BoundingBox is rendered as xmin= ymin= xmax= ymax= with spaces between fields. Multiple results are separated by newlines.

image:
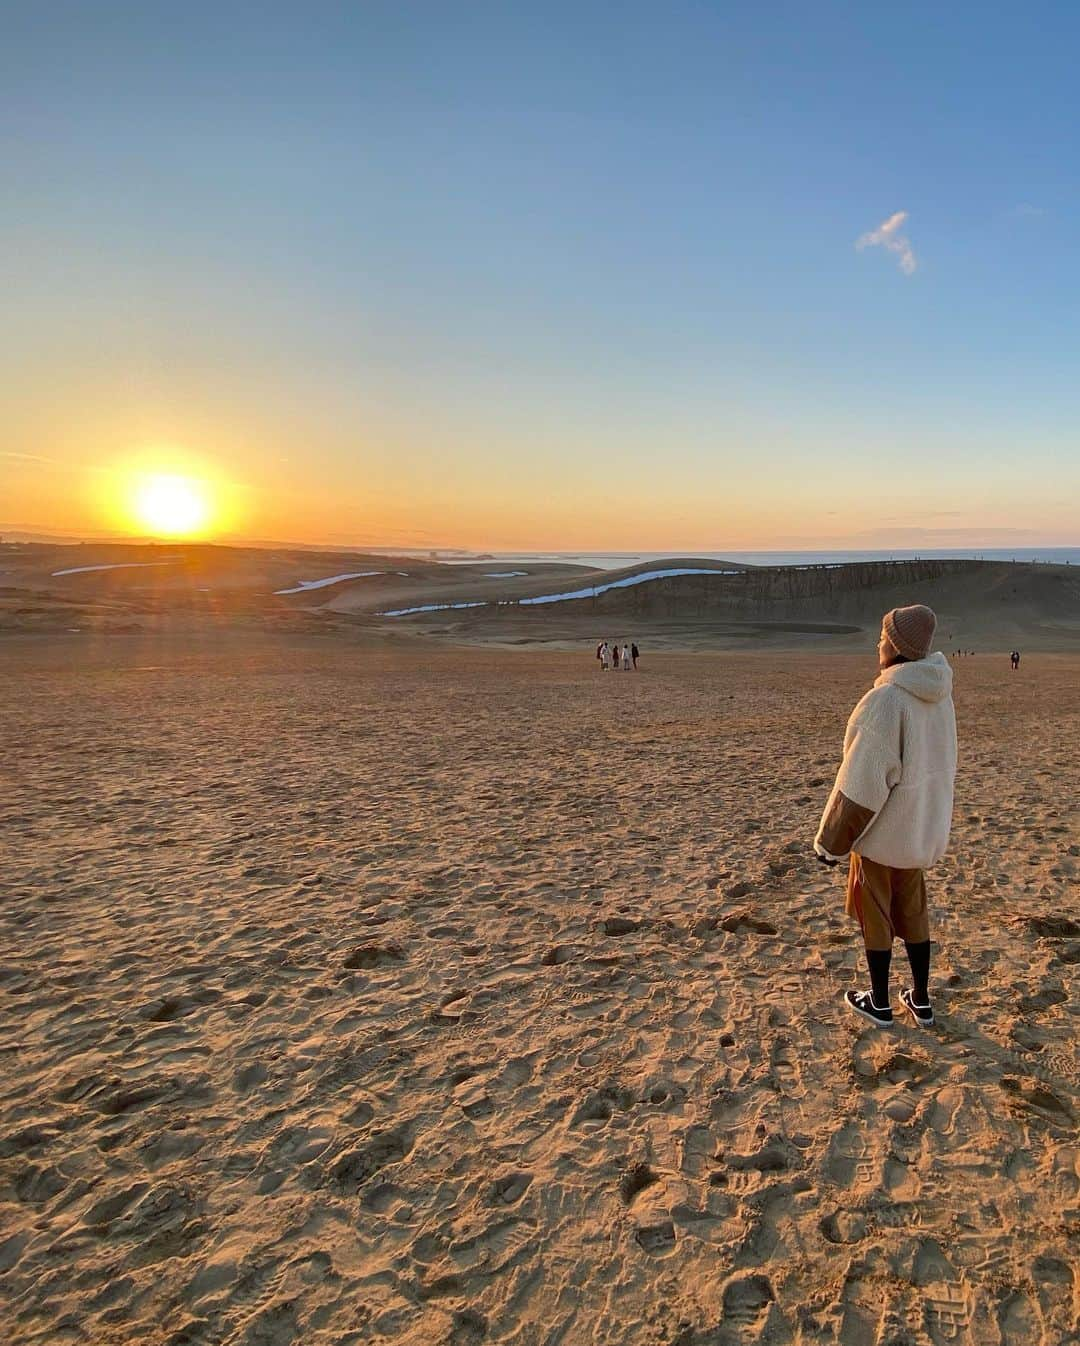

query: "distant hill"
xmin=355 ymin=557 xmax=1080 ymax=650
xmin=2 ymin=543 xmax=1077 ymax=649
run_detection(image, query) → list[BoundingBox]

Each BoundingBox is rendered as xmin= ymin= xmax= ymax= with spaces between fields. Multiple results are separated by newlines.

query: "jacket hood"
xmin=875 ymin=650 xmax=953 ymax=703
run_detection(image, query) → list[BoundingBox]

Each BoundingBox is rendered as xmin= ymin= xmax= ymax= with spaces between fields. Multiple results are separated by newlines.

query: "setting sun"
xmin=132 ymin=473 xmax=211 ymax=537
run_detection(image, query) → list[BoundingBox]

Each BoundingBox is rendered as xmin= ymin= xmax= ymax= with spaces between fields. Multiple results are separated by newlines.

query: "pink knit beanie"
xmin=882 ymin=604 xmax=936 ymax=660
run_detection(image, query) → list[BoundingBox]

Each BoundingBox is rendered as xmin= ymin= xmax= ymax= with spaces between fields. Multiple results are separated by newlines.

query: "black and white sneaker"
xmin=844 ymin=990 xmax=893 ymax=1027
xmin=900 ymin=988 xmax=935 ymax=1026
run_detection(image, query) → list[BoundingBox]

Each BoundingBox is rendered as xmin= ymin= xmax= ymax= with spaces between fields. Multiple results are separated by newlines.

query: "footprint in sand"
xmin=328 ymin=1123 xmax=414 ymax=1193
xmin=233 ymin=1062 xmax=268 ymax=1093
xmin=448 ymin=1309 xmax=488 ymax=1346
xmin=719 ymin=909 xmax=778 ymax=936
xmin=82 ymin=1181 xmax=151 ymax=1229
xmin=823 ymin=1122 xmax=878 ymax=1191
xmin=769 ymin=1037 xmax=806 ymax=1100
xmin=819 ymin=1209 xmax=868 ymax=1245
xmin=882 ymin=1153 xmax=919 ymax=1201
xmin=998 ymin=1289 xmax=1045 ymax=1345
xmin=641 ymin=1078 xmax=687 ymax=1111
xmin=837 ymin=1268 xmax=885 ymax=1344
xmin=635 ymin=1220 xmax=676 ymax=1256
xmin=14 ymin=1163 xmax=68 ymax=1204
xmin=490 ymin=1171 xmax=532 ymax=1205
xmin=721 ymin=1273 xmax=776 ymax=1335
xmin=499 ymin=1057 xmax=533 ymax=1087
xmin=619 ymin=1162 xmax=660 ymax=1205
xmin=431 ymin=990 xmax=469 ymax=1024
xmin=679 ymin=1125 xmax=715 ymax=1176
xmin=1030 ymin=1255 xmax=1075 ymax=1334
xmin=453 ymin=1077 xmax=494 ymax=1120
xmin=570 ymin=1084 xmax=634 ymax=1127
xmin=914 ymin=1240 xmax=973 ymax=1345
xmin=341 ymin=941 xmax=406 ymax=970
xmin=602 ymin=916 xmax=641 ymax=936
xmin=927 ymin=1084 xmax=964 ymax=1137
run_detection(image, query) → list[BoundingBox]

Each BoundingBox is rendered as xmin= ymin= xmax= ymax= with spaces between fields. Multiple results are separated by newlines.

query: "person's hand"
xmin=815 ymin=852 xmax=839 ymax=868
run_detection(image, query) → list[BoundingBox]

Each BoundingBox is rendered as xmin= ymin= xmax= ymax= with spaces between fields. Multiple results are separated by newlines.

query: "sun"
xmin=132 ymin=473 xmax=212 ymax=537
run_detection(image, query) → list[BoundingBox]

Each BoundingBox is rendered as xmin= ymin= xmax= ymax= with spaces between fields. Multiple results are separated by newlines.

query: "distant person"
xmin=814 ymin=605 xmax=957 ymax=1028
xmin=1010 ymin=650 xmax=1020 ymax=670
xmin=621 ymin=643 xmax=631 ymax=670
xmin=631 ymin=642 xmax=639 ymax=669
xmin=596 ymin=640 xmax=604 ymax=667
xmin=600 ymin=641 xmax=610 ymax=671
xmin=610 ymin=640 xmax=619 ymax=672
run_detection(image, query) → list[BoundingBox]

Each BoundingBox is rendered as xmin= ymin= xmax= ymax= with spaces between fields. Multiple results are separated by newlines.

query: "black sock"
xmin=905 ymin=940 xmax=931 ymax=1003
xmin=866 ymin=948 xmax=892 ymax=1010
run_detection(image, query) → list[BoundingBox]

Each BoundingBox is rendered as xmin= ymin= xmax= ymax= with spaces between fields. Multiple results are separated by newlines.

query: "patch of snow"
xmin=379 ymin=567 xmax=742 ymax=617
xmin=381 ymin=601 xmax=487 ymax=616
xmin=52 ymin=561 xmax=180 ymax=577
xmin=274 ymin=571 xmax=382 ymax=595
xmin=518 ymin=567 xmax=741 ymax=605
xmin=485 ymin=570 xmax=528 ymax=577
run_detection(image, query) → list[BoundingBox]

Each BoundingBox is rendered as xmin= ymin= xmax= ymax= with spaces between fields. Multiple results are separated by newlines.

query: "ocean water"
xmin=432 ymin=548 xmax=1080 ymax=571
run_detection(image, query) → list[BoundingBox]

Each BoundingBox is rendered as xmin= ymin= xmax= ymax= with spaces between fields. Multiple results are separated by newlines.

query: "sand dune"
xmin=1 ymin=636 xmax=1077 ymax=1345
xmin=364 ymin=558 xmax=1080 ymax=652
xmin=2 ymin=544 xmax=1078 ymax=651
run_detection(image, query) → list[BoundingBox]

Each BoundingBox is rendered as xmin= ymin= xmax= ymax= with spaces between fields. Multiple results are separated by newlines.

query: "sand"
xmin=1 ymin=636 xmax=1077 ymax=1346
xmin=5 ymin=543 xmax=1079 ymax=656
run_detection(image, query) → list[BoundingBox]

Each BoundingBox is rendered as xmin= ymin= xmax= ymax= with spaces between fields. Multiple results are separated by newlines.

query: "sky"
xmin=3 ymin=1 xmax=1079 ymax=551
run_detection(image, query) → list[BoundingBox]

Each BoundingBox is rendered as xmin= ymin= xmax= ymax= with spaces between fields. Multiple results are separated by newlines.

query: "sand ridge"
xmin=4 ymin=544 xmax=1079 ymax=654
xmin=1 ymin=640 xmax=1077 ymax=1345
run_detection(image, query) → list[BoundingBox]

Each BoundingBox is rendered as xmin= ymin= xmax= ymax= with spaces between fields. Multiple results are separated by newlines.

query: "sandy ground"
xmin=1 ymin=636 xmax=1078 ymax=1346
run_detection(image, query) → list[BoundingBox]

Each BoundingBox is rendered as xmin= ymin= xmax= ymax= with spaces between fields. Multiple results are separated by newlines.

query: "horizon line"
xmin=3 ymin=529 xmax=1079 ymax=555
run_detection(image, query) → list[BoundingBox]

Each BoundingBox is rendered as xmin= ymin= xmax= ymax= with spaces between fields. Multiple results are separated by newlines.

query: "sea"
xmin=420 ymin=548 xmax=1080 ymax=571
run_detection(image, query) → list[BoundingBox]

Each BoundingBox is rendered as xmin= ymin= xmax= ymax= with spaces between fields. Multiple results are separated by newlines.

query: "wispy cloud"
xmin=856 ymin=210 xmax=917 ymax=275
xmin=1 ymin=451 xmax=57 ymax=464
xmin=1008 ymin=203 xmax=1046 ymax=218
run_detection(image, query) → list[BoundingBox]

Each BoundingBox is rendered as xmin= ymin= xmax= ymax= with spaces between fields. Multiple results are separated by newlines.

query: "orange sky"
xmin=3 ymin=430 xmax=1076 ymax=552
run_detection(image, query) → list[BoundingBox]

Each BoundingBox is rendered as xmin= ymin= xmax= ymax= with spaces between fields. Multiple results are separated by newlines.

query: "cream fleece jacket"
xmin=814 ymin=652 xmax=957 ymax=870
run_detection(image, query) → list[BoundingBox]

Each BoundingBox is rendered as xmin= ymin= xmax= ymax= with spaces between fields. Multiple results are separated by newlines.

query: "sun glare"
xmin=132 ymin=474 xmax=211 ymax=538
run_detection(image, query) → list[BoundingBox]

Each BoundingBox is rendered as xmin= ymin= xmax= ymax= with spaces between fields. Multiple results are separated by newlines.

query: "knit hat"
xmin=882 ymin=604 xmax=936 ymax=661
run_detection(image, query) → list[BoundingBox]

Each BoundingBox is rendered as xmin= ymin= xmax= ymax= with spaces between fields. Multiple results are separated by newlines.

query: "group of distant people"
xmin=596 ymin=640 xmax=638 ymax=671
xmin=950 ymin=648 xmax=1023 ymax=670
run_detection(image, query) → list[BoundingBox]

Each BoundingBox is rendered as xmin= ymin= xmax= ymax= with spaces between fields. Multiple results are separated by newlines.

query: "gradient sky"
xmin=3 ymin=2 xmax=1079 ymax=549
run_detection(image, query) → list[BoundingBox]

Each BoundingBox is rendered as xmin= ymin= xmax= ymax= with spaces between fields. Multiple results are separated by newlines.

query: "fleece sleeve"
xmin=814 ymin=689 xmax=903 ymax=861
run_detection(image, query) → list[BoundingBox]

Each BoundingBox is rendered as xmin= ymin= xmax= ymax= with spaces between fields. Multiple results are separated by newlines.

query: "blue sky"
xmin=3 ymin=2 xmax=1078 ymax=547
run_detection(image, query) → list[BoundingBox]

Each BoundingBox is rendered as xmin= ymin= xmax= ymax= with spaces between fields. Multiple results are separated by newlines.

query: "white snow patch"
xmin=485 ymin=570 xmax=528 ymax=577
xmin=381 ymin=601 xmax=487 ymax=617
xmin=518 ymin=567 xmax=740 ymax=605
xmin=274 ymin=571 xmax=382 ymax=595
xmin=52 ymin=561 xmax=180 ymax=577
xmin=379 ymin=567 xmax=741 ymax=617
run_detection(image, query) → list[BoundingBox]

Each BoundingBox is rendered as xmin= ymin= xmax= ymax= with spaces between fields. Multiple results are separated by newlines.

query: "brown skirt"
xmin=846 ymin=853 xmax=929 ymax=952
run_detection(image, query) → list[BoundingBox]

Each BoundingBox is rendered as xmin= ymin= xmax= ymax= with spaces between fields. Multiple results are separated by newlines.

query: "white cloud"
xmin=856 ymin=210 xmax=917 ymax=275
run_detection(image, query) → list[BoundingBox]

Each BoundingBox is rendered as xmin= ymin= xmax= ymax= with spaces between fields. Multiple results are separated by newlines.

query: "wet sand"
xmin=2 ymin=637 xmax=1077 ymax=1345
